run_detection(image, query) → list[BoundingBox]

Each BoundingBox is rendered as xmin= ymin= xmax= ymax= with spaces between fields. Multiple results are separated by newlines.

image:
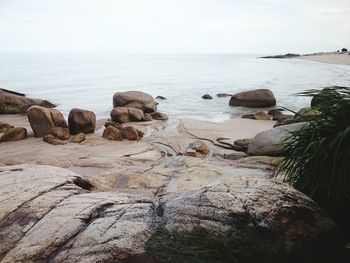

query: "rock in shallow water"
xmin=229 ymin=89 xmax=276 ymax=108
xmin=0 ymin=164 xmax=341 ymax=263
xmin=113 ymin=91 xmax=157 ymax=113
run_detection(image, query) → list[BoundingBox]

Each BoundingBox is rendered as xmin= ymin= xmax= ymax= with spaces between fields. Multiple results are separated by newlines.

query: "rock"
xmin=216 ymin=93 xmax=233 ymax=97
xmin=128 ymin=107 xmax=145 ymax=121
xmin=156 ymin=95 xmax=166 ymax=100
xmin=274 ymin=107 xmax=318 ymax=127
xmin=248 ymin=122 xmax=305 ymax=156
xmin=104 ymin=120 xmax=123 ymax=130
xmin=27 ymin=106 xmax=69 ymax=139
xmin=121 ymin=126 xmax=139 ymax=141
xmin=150 ymin=112 xmax=168 ymax=121
xmin=216 ymin=149 xmax=247 ymax=160
xmin=70 ymin=133 xmax=86 ymax=143
xmin=189 ymin=140 xmax=209 ymax=155
xmin=111 ymin=107 xmax=145 ymax=123
xmin=261 ymin=53 xmax=300 ymax=59
xmin=0 ymin=122 xmax=14 ymax=133
xmin=137 ymin=129 xmax=145 ymax=138
xmin=113 ymin=91 xmax=157 ymax=113
xmin=242 ymin=111 xmax=271 ymax=120
xmin=103 ymin=126 xmax=123 ymax=141
xmin=0 ymin=127 xmax=27 ymax=142
xmin=311 ymin=88 xmax=341 ymax=108
xmin=268 ymin=109 xmax=284 ymax=120
xmin=0 ymin=89 xmax=56 ymax=114
xmin=229 ymin=89 xmax=276 ymax=108
xmin=43 ymin=134 xmax=67 ymax=145
xmin=234 ymin=138 xmax=251 ymax=147
xmin=0 ymin=164 xmax=341 ymax=262
xmin=68 ymin=108 xmax=96 ymax=135
xmin=143 ymin=113 xmax=153 ymax=121
xmin=202 ymin=94 xmax=212 ymax=99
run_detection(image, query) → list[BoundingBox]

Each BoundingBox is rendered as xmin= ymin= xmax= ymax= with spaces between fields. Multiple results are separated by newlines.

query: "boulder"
xmin=110 ymin=107 xmax=145 ymax=123
xmin=268 ymin=109 xmax=284 ymax=120
xmin=113 ymin=91 xmax=157 ymax=113
xmin=143 ymin=113 xmax=153 ymax=121
xmin=70 ymin=133 xmax=86 ymax=143
xmin=229 ymin=89 xmax=276 ymax=108
xmin=0 ymin=127 xmax=27 ymax=142
xmin=311 ymin=88 xmax=341 ymax=108
xmin=248 ymin=122 xmax=305 ymax=156
xmin=188 ymin=140 xmax=209 ymax=155
xmin=202 ymin=94 xmax=212 ymax=99
xmin=0 ymin=89 xmax=55 ymax=114
xmin=43 ymin=134 xmax=67 ymax=145
xmin=121 ymin=126 xmax=139 ymax=141
xmin=104 ymin=120 xmax=123 ymax=130
xmin=68 ymin=108 xmax=96 ymax=135
xmin=242 ymin=111 xmax=270 ymax=120
xmin=103 ymin=126 xmax=123 ymax=141
xmin=150 ymin=112 xmax=168 ymax=121
xmin=27 ymin=106 xmax=69 ymax=139
xmin=156 ymin=95 xmax=166 ymax=100
xmin=0 ymin=164 xmax=341 ymax=262
xmin=0 ymin=122 xmax=14 ymax=133
xmin=274 ymin=107 xmax=318 ymax=127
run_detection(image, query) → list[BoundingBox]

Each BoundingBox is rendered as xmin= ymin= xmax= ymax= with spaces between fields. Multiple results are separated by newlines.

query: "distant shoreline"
xmin=261 ymin=51 xmax=350 ymax=66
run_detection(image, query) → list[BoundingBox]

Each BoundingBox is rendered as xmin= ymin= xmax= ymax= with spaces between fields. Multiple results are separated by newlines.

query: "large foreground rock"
xmin=0 ymin=164 xmax=341 ymax=262
xmin=0 ymin=89 xmax=55 ymax=114
xmin=248 ymin=122 xmax=305 ymax=156
xmin=229 ymin=89 xmax=276 ymax=108
xmin=68 ymin=108 xmax=96 ymax=135
xmin=113 ymin=91 xmax=157 ymax=113
xmin=27 ymin=106 xmax=69 ymax=139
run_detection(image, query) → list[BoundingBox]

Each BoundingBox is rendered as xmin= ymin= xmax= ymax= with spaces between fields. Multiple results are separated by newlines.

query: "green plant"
xmin=278 ymin=86 xmax=350 ymax=226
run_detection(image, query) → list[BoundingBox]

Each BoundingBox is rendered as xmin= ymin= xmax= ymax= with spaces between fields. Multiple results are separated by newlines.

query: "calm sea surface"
xmin=0 ymin=53 xmax=349 ymax=121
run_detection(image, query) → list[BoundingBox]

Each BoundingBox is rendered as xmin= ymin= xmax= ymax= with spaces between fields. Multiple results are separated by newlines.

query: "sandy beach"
xmin=300 ymin=52 xmax=350 ymax=66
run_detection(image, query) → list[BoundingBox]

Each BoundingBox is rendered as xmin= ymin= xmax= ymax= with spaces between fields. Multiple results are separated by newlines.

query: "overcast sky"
xmin=0 ymin=0 xmax=349 ymax=54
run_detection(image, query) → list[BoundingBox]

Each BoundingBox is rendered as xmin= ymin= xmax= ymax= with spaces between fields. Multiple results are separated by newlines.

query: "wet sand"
xmin=300 ymin=53 xmax=350 ymax=66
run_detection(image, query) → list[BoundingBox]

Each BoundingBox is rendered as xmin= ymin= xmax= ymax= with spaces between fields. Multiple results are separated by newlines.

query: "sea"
xmin=0 ymin=53 xmax=349 ymax=121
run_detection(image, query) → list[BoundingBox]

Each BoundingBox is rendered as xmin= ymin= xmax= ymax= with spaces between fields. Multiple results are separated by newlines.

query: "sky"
xmin=0 ymin=0 xmax=349 ymax=54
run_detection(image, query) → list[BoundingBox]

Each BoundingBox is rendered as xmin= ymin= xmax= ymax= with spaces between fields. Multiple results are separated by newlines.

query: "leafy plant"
xmin=278 ymin=86 xmax=350 ymax=226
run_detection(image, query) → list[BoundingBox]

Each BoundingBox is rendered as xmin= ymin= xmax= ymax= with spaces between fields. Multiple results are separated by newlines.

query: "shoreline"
xmin=299 ymin=52 xmax=350 ymax=66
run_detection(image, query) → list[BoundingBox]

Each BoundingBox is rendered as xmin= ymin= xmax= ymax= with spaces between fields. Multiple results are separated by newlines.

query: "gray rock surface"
xmin=248 ymin=122 xmax=305 ymax=156
xmin=0 ymin=164 xmax=340 ymax=263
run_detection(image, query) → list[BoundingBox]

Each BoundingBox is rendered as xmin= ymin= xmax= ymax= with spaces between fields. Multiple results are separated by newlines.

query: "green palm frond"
xmin=278 ymin=86 xmax=350 ymax=226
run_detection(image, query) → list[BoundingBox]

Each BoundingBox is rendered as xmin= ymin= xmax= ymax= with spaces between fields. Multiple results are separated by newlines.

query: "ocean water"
xmin=0 ymin=53 xmax=349 ymax=121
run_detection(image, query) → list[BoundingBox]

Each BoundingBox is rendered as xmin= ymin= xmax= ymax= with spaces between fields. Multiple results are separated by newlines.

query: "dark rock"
xmin=229 ymin=89 xmax=276 ymax=108
xmin=68 ymin=108 xmax=96 ymax=135
xmin=110 ymin=107 xmax=145 ymax=123
xmin=104 ymin=120 xmax=123 ymax=130
xmin=261 ymin=53 xmax=300 ymax=59
xmin=311 ymin=88 xmax=341 ymax=108
xmin=0 ymin=89 xmax=55 ymax=114
xmin=113 ymin=91 xmax=157 ymax=113
xmin=156 ymin=95 xmax=166 ymax=100
xmin=268 ymin=109 xmax=284 ymax=120
xmin=201 ymin=94 xmax=212 ymax=100
xmin=143 ymin=113 xmax=153 ymax=121
xmin=121 ymin=126 xmax=139 ymax=141
xmin=27 ymin=106 xmax=69 ymax=138
xmin=0 ymin=127 xmax=27 ymax=142
xmin=103 ymin=126 xmax=123 ymax=141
